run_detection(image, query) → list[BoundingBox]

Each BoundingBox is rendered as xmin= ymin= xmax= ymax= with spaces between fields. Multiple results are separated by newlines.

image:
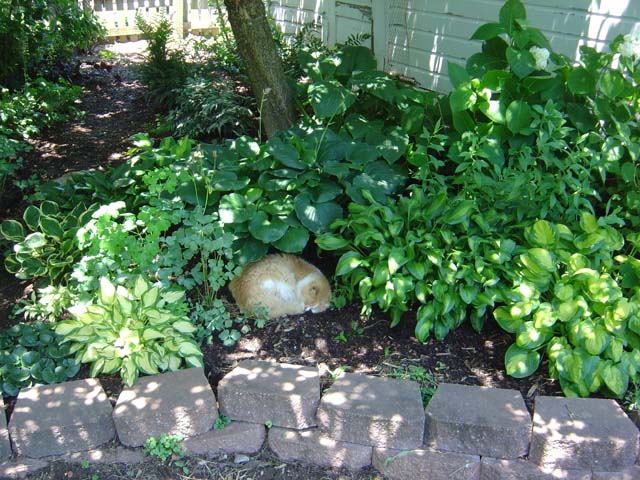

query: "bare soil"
xmin=0 ymin=45 xmax=564 ymax=480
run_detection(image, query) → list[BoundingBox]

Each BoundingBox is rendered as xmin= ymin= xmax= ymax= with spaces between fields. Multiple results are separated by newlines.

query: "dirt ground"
xmin=0 ymin=44 xmax=566 ymax=480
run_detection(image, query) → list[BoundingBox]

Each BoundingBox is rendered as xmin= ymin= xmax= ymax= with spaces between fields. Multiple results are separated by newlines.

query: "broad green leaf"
xmin=400 ymin=105 xmax=426 ymax=135
xmin=602 ymin=362 xmax=628 ymax=398
xmin=446 ymin=200 xmax=475 ymax=225
xmin=479 ymin=100 xmax=506 ymax=124
xmin=579 ymin=212 xmax=599 ymax=234
xmin=23 ymin=232 xmax=47 ymax=250
xmin=568 ymin=67 xmax=596 ymax=95
xmin=415 ymin=305 xmax=435 ymax=343
xmin=601 ymin=70 xmax=627 ymax=99
xmin=178 ymin=341 xmax=201 ymax=357
xmin=249 ymin=211 xmax=289 ymax=244
xmin=526 ymin=248 xmax=557 ymax=273
xmin=133 ymin=276 xmax=149 ymax=298
xmin=406 ymin=261 xmax=426 ymax=280
xmin=578 ymin=320 xmax=609 ymax=355
xmin=142 ymin=287 xmax=159 ymax=308
xmin=294 ymin=193 xmax=342 ymax=234
xmin=494 ymin=306 xmax=522 ymax=333
xmin=506 ymin=47 xmax=535 ymax=78
xmin=516 ymin=321 xmax=551 ymax=349
xmin=23 ymin=206 xmax=40 ymax=231
xmin=273 ymin=227 xmax=309 ymax=253
xmin=219 ymin=193 xmax=256 ymax=224
xmin=387 ymin=247 xmax=407 ymax=275
xmin=308 ymin=81 xmax=356 ymax=119
xmin=506 ymin=100 xmax=532 ymax=134
xmin=525 ymin=220 xmax=556 ymax=247
xmin=315 ymin=234 xmax=350 ymax=251
xmin=450 ymin=84 xmax=476 ymax=113
xmin=99 ymin=277 xmax=116 ymax=306
xmin=0 ymin=220 xmax=25 ymax=242
xmin=172 ymin=320 xmax=197 ymax=334
xmin=505 ymin=344 xmax=540 ymax=378
xmin=499 ymin=0 xmax=527 ymax=33
xmin=142 ymin=329 xmax=165 ymax=341
xmin=447 ymin=62 xmax=470 ymax=88
xmin=335 ymin=251 xmax=363 ymax=276
xmin=267 ymin=137 xmax=305 ymax=169
xmin=134 ymin=352 xmax=159 ymax=375
xmin=471 ymin=22 xmax=507 ymax=41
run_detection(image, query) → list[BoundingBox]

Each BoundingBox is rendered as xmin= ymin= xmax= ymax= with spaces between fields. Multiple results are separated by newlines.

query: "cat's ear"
xmin=311 ymin=286 xmax=318 ymax=295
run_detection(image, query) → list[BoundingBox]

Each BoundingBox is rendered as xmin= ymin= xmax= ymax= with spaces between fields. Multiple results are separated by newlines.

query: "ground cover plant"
xmin=1 ymin=0 xmax=640 ymax=423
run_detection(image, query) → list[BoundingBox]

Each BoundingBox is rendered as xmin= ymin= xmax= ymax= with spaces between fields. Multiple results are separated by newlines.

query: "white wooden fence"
xmin=84 ymin=0 xmax=220 ymax=39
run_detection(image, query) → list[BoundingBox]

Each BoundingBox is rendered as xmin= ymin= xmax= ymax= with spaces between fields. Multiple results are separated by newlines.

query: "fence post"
xmin=174 ymin=0 xmax=185 ymax=38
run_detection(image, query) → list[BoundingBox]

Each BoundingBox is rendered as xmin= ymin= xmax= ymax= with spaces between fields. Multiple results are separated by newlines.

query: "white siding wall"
xmin=387 ymin=0 xmax=640 ymax=92
xmin=270 ymin=0 xmax=640 ymax=93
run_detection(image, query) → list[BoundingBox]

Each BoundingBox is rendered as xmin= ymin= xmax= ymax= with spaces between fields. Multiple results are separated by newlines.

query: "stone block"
xmin=218 ymin=360 xmax=319 ymax=429
xmin=317 ymin=373 xmax=424 ymax=449
xmin=269 ymin=427 xmax=372 ymax=470
xmin=530 ymin=396 xmax=639 ymax=471
xmin=0 ymin=459 xmax=49 ymax=479
xmin=113 ymin=367 xmax=218 ymax=447
xmin=182 ymin=422 xmax=266 ymax=457
xmin=8 ymin=378 xmax=115 ymax=458
xmin=424 ymin=383 xmax=532 ymax=459
xmin=593 ymin=465 xmax=640 ymax=480
xmin=372 ymin=447 xmax=480 ymax=480
xmin=480 ymin=457 xmax=592 ymax=480
xmin=0 ymin=397 xmax=11 ymax=461
xmin=57 ymin=446 xmax=146 ymax=465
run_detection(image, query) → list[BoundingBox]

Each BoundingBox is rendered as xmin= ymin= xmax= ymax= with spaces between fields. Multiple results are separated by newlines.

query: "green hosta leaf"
xmin=294 ymin=193 xmax=342 ymax=234
xmin=505 ymin=344 xmax=540 ymax=378
xmin=578 ymin=320 xmax=609 ymax=355
xmin=533 ymin=303 xmax=557 ymax=328
xmin=387 ymin=248 xmax=408 ymax=275
xmin=516 ymin=321 xmax=551 ymax=349
xmin=406 ymin=261 xmax=426 ymax=280
xmin=445 ymin=200 xmax=475 ymax=225
xmin=308 ymin=81 xmax=356 ymax=119
xmin=401 ymin=105 xmax=426 ymax=135
xmin=143 ymin=329 xmax=165 ymax=341
xmin=23 ymin=206 xmax=40 ymax=231
xmin=450 ymin=84 xmax=476 ymax=113
xmin=506 ymin=100 xmax=532 ymax=134
xmin=219 ymin=193 xmax=256 ymax=224
xmin=99 ymin=277 xmax=116 ymax=306
xmin=38 ymin=215 xmax=64 ymax=241
xmin=23 ymin=232 xmax=47 ymax=250
xmin=579 ymin=212 xmax=599 ymax=234
xmin=316 ymin=234 xmax=350 ymax=251
xmin=494 ymin=306 xmax=522 ymax=333
xmin=142 ymin=287 xmax=159 ymax=309
xmin=267 ymin=137 xmax=305 ymax=169
xmin=178 ymin=341 xmax=201 ymax=357
xmin=526 ymin=248 xmax=557 ymax=273
xmin=525 ymin=220 xmax=556 ymax=247
xmin=172 ymin=320 xmax=197 ymax=334
xmin=134 ymin=351 xmax=159 ymax=375
xmin=121 ymin=358 xmax=139 ymax=387
xmin=249 ymin=211 xmax=288 ymax=244
xmin=335 ymin=251 xmax=363 ymax=276
xmin=273 ymin=227 xmax=309 ymax=253
xmin=1 ymin=219 xmax=25 ymax=242
xmin=479 ymin=100 xmax=506 ymax=124
xmin=602 ymin=362 xmax=628 ymax=398
xmin=133 ymin=275 xmax=149 ymax=298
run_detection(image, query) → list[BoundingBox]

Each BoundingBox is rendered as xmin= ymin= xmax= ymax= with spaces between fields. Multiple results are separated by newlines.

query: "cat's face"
xmin=301 ymin=275 xmax=331 ymax=313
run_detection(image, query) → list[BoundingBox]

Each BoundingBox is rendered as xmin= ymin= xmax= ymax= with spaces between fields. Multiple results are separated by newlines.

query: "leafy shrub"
xmin=0 ymin=0 xmax=104 ymax=88
xmin=495 ymin=216 xmax=639 ymax=398
xmin=1 ymin=200 xmax=94 ymax=285
xmin=0 ymin=321 xmax=79 ymax=396
xmin=165 ymin=74 xmax=255 ymax=140
xmin=136 ymin=13 xmax=189 ymax=111
xmin=55 ymin=276 xmax=202 ymax=386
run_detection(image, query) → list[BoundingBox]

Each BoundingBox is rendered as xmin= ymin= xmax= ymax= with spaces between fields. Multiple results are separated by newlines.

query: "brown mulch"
xmin=1 ymin=44 xmax=568 ymax=480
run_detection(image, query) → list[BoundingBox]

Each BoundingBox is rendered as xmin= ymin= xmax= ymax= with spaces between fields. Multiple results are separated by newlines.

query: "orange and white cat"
xmin=229 ymin=254 xmax=331 ymax=319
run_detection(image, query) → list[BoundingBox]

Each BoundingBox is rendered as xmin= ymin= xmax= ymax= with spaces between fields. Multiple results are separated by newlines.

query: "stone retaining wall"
xmin=1 ymin=361 xmax=639 ymax=479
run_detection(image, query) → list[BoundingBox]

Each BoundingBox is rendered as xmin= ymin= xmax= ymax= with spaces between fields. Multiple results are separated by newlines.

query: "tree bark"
xmin=223 ymin=0 xmax=297 ymax=137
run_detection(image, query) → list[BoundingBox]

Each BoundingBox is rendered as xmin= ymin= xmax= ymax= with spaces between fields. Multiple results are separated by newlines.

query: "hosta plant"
xmin=0 ymin=322 xmax=80 ymax=396
xmin=56 ymin=276 xmax=202 ymax=386
xmin=495 ymin=215 xmax=640 ymax=398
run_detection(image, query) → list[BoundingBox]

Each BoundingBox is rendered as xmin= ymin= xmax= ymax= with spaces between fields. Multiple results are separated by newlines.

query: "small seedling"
xmin=333 ymin=331 xmax=348 ymax=343
xmin=214 ymin=413 xmax=231 ymax=430
xmin=264 ymin=420 xmax=273 ymax=429
xmin=81 ymin=459 xmax=90 ymax=469
xmin=144 ymin=433 xmax=185 ymax=464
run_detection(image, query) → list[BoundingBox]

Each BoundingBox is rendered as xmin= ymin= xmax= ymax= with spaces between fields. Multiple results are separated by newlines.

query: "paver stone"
xmin=530 ymin=396 xmax=639 ymax=471
xmin=269 ymin=427 xmax=372 ymax=470
xmin=424 ymin=383 xmax=532 ymax=459
xmin=480 ymin=457 xmax=591 ymax=479
xmin=317 ymin=373 xmax=425 ymax=449
xmin=113 ymin=367 xmax=218 ymax=447
xmin=182 ymin=421 xmax=266 ymax=457
xmin=8 ymin=378 xmax=115 ymax=458
xmin=218 ymin=360 xmax=320 ymax=429
xmin=373 ymin=447 xmax=480 ymax=480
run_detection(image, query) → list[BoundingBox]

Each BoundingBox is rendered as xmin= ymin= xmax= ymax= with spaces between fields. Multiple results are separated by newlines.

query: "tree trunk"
xmin=223 ymin=0 xmax=297 ymax=137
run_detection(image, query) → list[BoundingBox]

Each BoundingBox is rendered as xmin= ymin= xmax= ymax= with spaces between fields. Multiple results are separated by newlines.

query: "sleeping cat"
xmin=229 ymin=254 xmax=331 ymax=319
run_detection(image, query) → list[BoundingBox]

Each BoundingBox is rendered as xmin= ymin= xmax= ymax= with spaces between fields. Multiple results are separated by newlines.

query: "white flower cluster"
xmin=618 ymin=32 xmax=640 ymax=59
xmin=529 ymin=46 xmax=550 ymax=71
